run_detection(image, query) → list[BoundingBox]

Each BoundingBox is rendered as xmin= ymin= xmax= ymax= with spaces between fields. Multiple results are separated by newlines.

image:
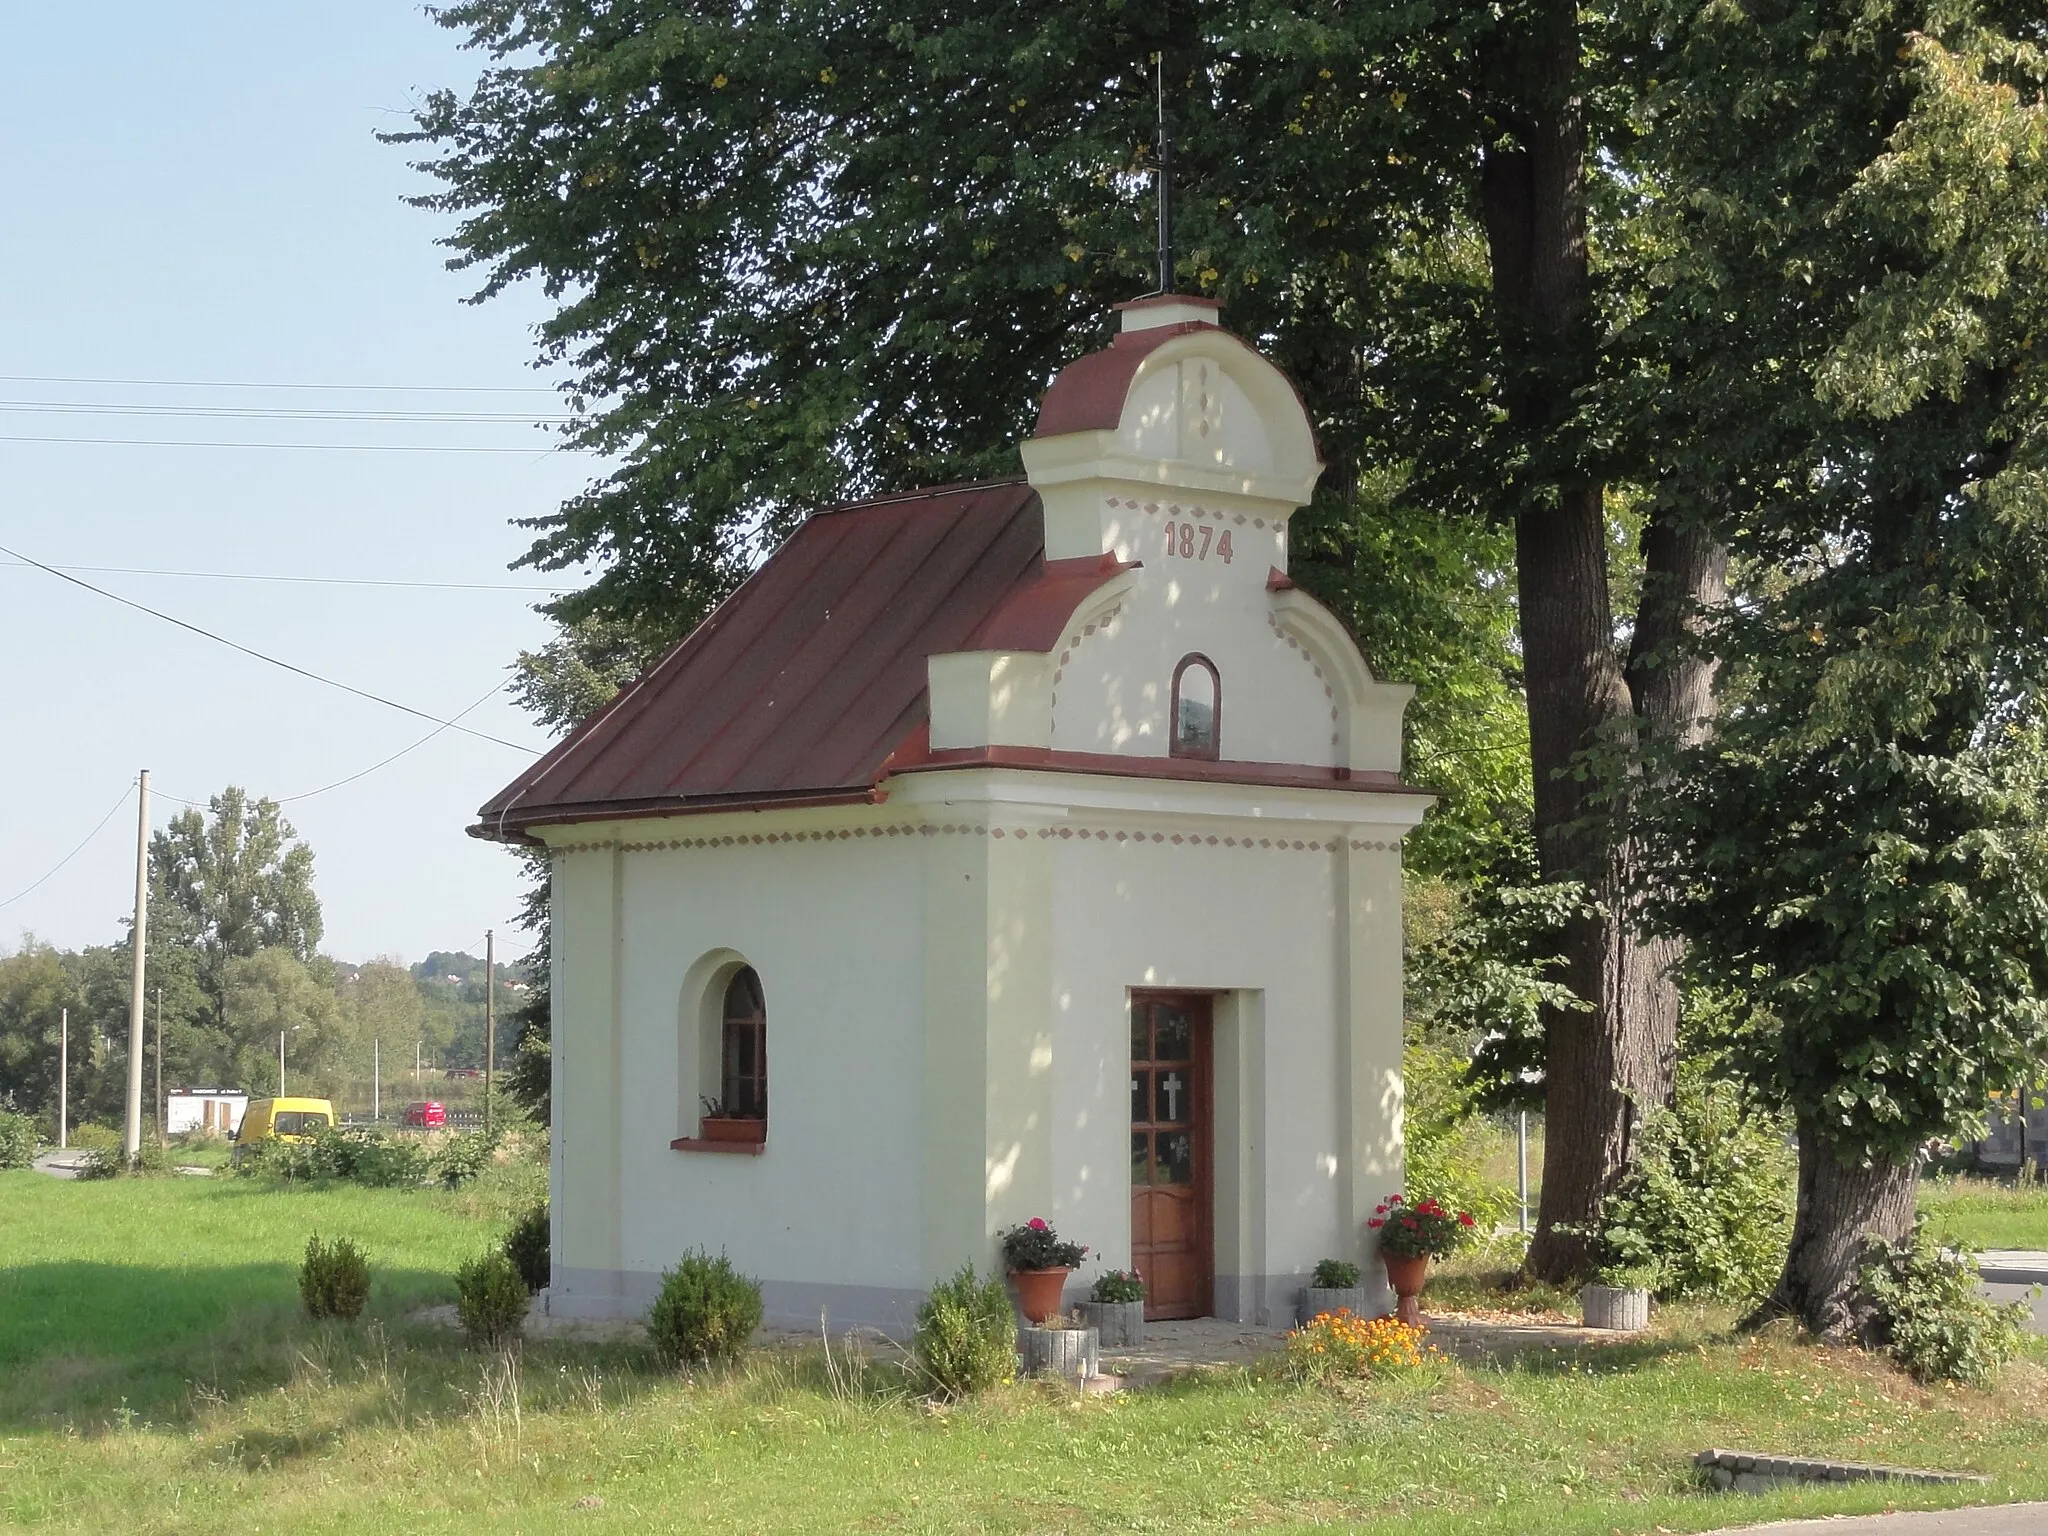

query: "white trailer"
xmin=165 ymin=1089 xmax=249 ymax=1137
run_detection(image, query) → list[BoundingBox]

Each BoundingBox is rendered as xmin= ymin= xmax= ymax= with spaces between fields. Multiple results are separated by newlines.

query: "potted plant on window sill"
xmin=697 ymin=1097 xmax=765 ymax=1145
xmin=1369 ymin=1194 xmax=1475 ymax=1325
xmin=1080 ymin=1268 xmax=1145 ymax=1346
xmin=1300 ymin=1258 xmax=1368 ymax=1324
xmin=1000 ymin=1217 xmax=1088 ymax=1324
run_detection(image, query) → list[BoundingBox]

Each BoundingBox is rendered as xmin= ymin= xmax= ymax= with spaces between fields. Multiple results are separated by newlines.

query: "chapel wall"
xmin=1040 ymin=811 xmax=1406 ymax=1325
xmin=597 ymin=825 xmax=930 ymax=1320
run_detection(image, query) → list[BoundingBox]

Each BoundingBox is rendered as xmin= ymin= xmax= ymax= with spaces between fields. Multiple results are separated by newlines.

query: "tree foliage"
xmin=1627 ymin=0 xmax=2048 ymax=1330
xmin=152 ymin=787 xmax=323 ymax=1030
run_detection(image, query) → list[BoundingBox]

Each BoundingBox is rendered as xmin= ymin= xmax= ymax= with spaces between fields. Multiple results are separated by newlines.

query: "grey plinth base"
xmin=1696 ymin=1448 xmax=1991 ymax=1495
xmin=1019 ymin=1326 xmax=1100 ymax=1379
xmin=1300 ymin=1286 xmax=1370 ymax=1324
xmin=1079 ymin=1300 xmax=1144 ymax=1347
xmin=1581 ymin=1285 xmax=1650 ymax=1331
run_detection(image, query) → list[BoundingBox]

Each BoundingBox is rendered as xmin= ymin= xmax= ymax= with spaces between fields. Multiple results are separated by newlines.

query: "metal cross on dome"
xmin=1154 ymin=51 xmax=1174 ymax=296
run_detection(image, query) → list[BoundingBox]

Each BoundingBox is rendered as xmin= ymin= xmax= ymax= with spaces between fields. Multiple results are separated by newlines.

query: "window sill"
xmin=670 ymin=1136 xmax=766 ymax=1155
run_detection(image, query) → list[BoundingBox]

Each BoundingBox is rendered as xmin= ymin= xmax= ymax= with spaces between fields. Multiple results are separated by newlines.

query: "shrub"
xmin=75 ymin=1148 xmax=124 ymax=1180
xmin=299 ymin=1234 xmax=372 ymax=1320
xmin=0 ymin=1110 xmax=36 ymax=1170
xmin=433 ymin=1129 xmax=499 ymax=1189
xmin=998 ymin=1217 xmax=1087 ymax=1271
xmin=648 ymin=1251 xmax=764 ymax=1369
xmin=454 ymin=1252 xmax=530 ymax=1349
xmin=503 ymin=1202 xmax=550 ymax=1293
xmin=1089 ymin=1267 xmax=1145 ymax=1304
xmin=1311 ymin=1258 xmax=1362 ymax=1289
xmin=913 ymin=1264 xmax=1016 ymax=1399
xmin=67 ymin=1122 xmax=120 ymax=1152
xmin=232 ymin=1136 xmax=318 ymax=1182
xmin=1597 ymin=1065 xmax=1794 ymax=1303
xmin=1285 ymin=1310 xmax=1428 ymax=1381
xmin=75 ymin=1141 xmax=173 ymax=1179
xmin=1858 ymin=1219 xmax=2030 ymax=1387
xmin=310 ymin=1127 xmax=427 ymax=1188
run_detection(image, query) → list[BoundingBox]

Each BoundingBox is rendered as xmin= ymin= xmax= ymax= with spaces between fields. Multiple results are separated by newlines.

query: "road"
xmin=1703 ymin=1505 xmax=2048 ymax=1534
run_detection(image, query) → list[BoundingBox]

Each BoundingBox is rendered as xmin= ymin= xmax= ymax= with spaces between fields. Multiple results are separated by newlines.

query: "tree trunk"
xmin=1749 ymin=1115 xmax=1919 ymax=1341
xmin=1472 ymin=1 xmax=1734 ymax=1283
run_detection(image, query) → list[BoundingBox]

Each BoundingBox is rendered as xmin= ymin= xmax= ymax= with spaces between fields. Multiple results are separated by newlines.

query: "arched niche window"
xmin=718 ymin=966 xmax=767 ymax=1122
xmin=1170 ymin=654 xmax=1221 ymax=760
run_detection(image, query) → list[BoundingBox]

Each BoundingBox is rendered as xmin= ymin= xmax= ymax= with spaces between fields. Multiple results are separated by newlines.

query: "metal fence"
xmin=337 ymin=1108 xmax=488 ymax=1131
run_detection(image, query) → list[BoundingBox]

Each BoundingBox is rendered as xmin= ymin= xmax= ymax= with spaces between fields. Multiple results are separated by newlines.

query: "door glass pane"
xmin=1154 ymin=1006 xmax=1191 ymax=1062
xmin=1131 ymin=1131 xmax=1150 ymax=1185
xmin=1158 ymin=1130 xmax=1193 ymax=1185
xmin=1131 ymin=1071 xmax=1148 ymax=1126
xmin=1131 ymin=1005 xmax=1149 ymax=1062
xmin=1153 ymin=1068 xmax=1190 ymax=1125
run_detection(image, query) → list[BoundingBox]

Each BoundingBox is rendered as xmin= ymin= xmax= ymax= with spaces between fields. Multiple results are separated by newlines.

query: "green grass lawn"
xmin=2 ymin=1167 xmax=2045 ymax=1535
xmin=1919 ymin=1175 xmax=2048 ymax=1250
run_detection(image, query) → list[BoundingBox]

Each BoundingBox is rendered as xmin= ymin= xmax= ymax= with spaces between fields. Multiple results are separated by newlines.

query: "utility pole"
xmin=1517 ymin=1110 xmax=1530 ymax=1235
xmin=58 ymin=1008 xmax=68 ymax=1151
xmin=122 ymin=769 xmax=151 ymax=1165
xmin=373 ymin=1038 xmax=381 ymax=1122
xmin=484 ymin=929 xmax=495 ymax=1135
xmin=278 ymin=1029 xmax=286 ymax=1096
xmin=154 ymin=986 xmax=163 ymax=1147
xmin=414 ymin=1039 xmax=420 ymax=1085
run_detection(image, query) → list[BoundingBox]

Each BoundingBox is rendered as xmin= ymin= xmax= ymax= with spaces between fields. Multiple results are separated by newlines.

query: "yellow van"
xmin=233 ymin=1096 xmax=336 ymax=1161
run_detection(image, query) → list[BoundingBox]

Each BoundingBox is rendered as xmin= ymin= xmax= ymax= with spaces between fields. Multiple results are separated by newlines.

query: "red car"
xmin=401 ymin=1100 xmax=447 ymax=1128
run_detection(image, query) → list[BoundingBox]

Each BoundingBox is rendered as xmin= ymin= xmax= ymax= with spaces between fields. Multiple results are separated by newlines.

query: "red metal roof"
xmin=473 ymin=480 xmax=1132 ymax=840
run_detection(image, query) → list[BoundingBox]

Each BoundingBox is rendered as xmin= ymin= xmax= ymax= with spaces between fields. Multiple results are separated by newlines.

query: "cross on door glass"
xmin=1155 ymin=1071 xmax=1186 ymax=1124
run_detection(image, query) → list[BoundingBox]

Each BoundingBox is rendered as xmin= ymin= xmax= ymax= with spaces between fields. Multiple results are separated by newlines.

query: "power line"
xmin=0 ymin=782 xmax=135 ymax=913
xmin=0 ymin=372 xmax=562 ymax=395
xmin=157 ymin=678 xmax=514 ymax=809
xmin=0 ymin=541 xmax=543 ymax=753
xmin=0 ymin=401 xmax=573 ymax=424
xmin=0 ymin=560 xmax=565 ymax=593
xmin=0 ymin=434 xmax=568 ymax=454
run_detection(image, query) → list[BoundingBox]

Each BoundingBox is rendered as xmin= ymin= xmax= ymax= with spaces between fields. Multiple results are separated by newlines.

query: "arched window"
xmin=720 ymin=967 xmax=767 ymax=1121
xmin=1170 ymin=654 xmax=1221 ymax=760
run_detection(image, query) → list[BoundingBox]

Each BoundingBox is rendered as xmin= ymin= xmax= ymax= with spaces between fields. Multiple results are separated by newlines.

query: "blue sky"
xmin=1 ymin=3 xmax=599 ymax=964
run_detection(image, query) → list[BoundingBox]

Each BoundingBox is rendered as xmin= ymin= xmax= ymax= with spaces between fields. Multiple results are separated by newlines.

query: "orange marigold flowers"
xmin=1284 ymin=1309 xmax=1428 ymax=1380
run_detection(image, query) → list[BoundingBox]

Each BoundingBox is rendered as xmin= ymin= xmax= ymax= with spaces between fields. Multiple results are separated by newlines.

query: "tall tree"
xmin=0 ymin=940 xmax=77 ymax=1124
xmin=151 ymin=788 xmax=323 ymax=1033
xmin=1631 ymin=0 xmax=2048 ymax=1333
xmin=396 ymin=1 xmax=1723 ymax=1266
xmin=223 ymin=949 xmax=346 ymax=1100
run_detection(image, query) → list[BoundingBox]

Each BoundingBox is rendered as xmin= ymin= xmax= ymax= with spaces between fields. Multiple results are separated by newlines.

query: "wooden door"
xmin=1130 ymin=992 xmax=1213 ymax=1320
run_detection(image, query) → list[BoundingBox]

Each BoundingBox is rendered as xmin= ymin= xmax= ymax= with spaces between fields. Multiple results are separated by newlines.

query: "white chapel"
xmin=475 ymin=293 xmax=1427 ymax=1330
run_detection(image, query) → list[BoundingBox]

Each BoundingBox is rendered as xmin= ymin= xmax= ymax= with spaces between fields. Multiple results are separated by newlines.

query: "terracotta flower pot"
xmin=1010 ymin=1266 xmax=1072 ymax=1324
xmin=1382 ymin=1252 xmax=1429 ymax=1326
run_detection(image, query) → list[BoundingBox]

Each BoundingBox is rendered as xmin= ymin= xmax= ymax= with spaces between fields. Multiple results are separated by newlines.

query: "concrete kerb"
xmin=1976 ymin=1250 xmax=2048 ymax=1285
xmin=1695 ymin=1448 xmax=1992 ymax=1497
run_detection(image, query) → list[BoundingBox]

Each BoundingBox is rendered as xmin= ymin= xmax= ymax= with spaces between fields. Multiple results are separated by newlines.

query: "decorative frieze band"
xmin=1106 ymin=495 xmax=1273 ymax=531
xmin=559 ymin=825 xmax=1399 ymax=856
